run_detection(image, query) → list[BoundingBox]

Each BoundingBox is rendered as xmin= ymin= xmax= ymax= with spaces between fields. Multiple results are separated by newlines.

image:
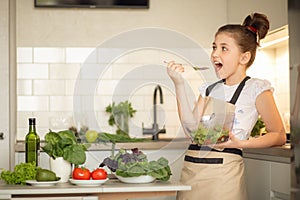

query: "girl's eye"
xmin=212 ymin=45 xmax=217 ymax=50
xmin=222 ymin=47 xmax=228 ymax=51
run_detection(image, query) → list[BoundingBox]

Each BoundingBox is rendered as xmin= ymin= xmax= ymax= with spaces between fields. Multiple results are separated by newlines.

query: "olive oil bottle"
xmin=25 ymin=118 xmax=40 ymax=166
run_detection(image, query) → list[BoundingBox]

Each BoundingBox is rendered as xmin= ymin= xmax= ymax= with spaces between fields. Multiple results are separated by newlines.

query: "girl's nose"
xmin=211 ymin=51 xmax=219 ymax=59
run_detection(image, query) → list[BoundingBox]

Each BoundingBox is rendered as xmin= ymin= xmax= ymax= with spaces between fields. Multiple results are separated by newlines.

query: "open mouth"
xmin=214 ymin=61 xmax=223 ymax=71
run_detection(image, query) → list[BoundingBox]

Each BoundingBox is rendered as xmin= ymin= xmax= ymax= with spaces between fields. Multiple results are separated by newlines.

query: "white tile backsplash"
xmin=74 ymin=79 xmax=98 ymax=95
xmin=16 ymin=46 xmax=290 ymax=140
xmin=49 ymin=96 xmax=73 ymax=111
xmin=17 ymin=47 xmax=33 ymax=63
xmin=96 ymin=79 xmax=118 ymax=95
xmin=127 ymin=49 xmax=161 ymax=64
xmin=65 ymin=80 xmax=76 ymax=95
xmin=33 ymin=80 xmax=65 ymax=95
xmin=17 ymin=80 xmax=32 ymax=95
xmin=111 ymin=63 xmax=142 ymax=79
xmin=17 ymin=111 xmax=36 ymax=130
xmin=66 ymin=47 xmax=97 ymax=63
xmin=50 ymin=63 xmax=81 ymax=79
xmin=94 ymin=95 xmax=113 ymax=112
xmin=34 ymin=47 xmax=65 ymax=63
xmin=17 ymin=63 xmax=48 ymax=79
xmin=79 ymin=63 xmax=107 ymax=79
xmin=18 ymin=96 xmax=49 ymax=111
xmin=97 ymin=48 xmax=128 ymax=64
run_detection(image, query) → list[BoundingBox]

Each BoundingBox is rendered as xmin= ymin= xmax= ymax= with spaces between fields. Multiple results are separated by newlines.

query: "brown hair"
xmin=215 ymin=13 xmax=270 ymax=67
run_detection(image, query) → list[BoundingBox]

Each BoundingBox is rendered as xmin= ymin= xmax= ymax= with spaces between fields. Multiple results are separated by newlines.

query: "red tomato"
xmin=91 ymin=168 xmax=107 ymax=180
xmin=72 ymin=167 xmax=91 ymax=180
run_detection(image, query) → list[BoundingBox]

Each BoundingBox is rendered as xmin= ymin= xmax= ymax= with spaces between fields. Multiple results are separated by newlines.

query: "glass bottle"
xmin=25 ymin=118 xmax=40 ymax=166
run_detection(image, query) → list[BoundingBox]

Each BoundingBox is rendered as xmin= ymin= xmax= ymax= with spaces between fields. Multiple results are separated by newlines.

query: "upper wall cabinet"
xmin=260 ymin=25 xmax=289 ymax=50
xmin=227 ymin=0 xmax=288 ymax=31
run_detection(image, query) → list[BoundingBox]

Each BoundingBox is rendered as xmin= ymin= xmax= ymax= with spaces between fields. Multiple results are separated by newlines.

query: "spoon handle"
xmin=163 ymin=61 xmax=209 ymax=71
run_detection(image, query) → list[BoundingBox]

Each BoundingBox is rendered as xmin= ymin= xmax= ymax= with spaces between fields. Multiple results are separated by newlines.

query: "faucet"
xmin=142 ymin=85 xmax=166 ymax=140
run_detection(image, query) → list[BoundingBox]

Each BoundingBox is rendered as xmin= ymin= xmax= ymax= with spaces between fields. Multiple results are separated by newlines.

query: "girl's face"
xmin=211 ymin=32 xmax=247 ymax=83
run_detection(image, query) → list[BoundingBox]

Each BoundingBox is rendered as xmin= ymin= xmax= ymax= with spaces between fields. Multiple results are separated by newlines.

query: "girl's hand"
xmin=212 ymin=132 xmax=243 ymax=149
xmin=166 ymin=61 xmax=185 ymax=85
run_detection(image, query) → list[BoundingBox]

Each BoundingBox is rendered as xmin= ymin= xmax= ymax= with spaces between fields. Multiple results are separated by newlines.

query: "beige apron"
xmin=177 ymin=148 xmax=247 ymax=200
xmin=177 ymin=77 xmax=250 ymax=200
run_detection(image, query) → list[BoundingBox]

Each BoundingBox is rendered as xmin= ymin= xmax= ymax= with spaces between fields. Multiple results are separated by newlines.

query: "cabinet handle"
xmin=0 ymin=132 xmax=4 ymax=140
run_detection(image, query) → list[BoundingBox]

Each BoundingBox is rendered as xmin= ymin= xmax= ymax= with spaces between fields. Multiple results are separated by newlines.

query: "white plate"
xmin=115 ymin=175 xmax=155 ymax=184
xmin=69 ymin=178 xmax=109 ymax=186
xmin=26 ymin=180 xmax=59 ymax=187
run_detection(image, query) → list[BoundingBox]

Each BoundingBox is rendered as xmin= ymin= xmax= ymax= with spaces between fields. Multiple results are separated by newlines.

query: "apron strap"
xmin=205 ymin=79 xmax=224 ymax=96
xmin=229 ymin=76 xmax=251 ymax=104
xmin=205 ymin=76 xmax=251 ymax=105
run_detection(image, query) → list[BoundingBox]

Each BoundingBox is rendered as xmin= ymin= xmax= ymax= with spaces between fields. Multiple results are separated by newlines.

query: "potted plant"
xmin=42 ymin=129 xmax=88 ymax=182
xmin=105 ymin=100 xmax=136 ymax=136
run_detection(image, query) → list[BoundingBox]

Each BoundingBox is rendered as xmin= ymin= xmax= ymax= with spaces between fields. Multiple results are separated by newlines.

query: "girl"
xmin=167 ymin=13 xmax=286 ymax=200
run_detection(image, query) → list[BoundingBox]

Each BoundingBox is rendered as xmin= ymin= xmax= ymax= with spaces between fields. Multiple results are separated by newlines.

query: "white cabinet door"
xmin=270 ymin=162 xmax=291 ymax=200
xmin=244 ymin=158 xmax=271 ymax=200
xmin=0 ymin=0 xmax=14 ymax=170
xmin=244 ymin=158 xmax=291 ymax=200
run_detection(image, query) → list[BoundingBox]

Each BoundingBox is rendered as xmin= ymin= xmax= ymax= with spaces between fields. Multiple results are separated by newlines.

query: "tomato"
xmin=91 ymin=168 xmax=107 ymax=180
xmin=72 ymin=167 xmax=91 ymax=180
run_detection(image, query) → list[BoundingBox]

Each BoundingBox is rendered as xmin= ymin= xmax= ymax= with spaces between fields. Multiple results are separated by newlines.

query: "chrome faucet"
xmin=142 ymin=85 xmax=166 ymax=140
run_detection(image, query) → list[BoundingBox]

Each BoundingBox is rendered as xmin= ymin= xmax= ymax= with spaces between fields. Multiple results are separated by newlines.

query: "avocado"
xmin=36 ymin=169 xmax=61 ymax=182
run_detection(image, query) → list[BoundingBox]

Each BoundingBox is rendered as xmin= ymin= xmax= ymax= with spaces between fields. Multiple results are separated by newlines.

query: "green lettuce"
xmin=42 ymin=130 xmax=88 ymax=166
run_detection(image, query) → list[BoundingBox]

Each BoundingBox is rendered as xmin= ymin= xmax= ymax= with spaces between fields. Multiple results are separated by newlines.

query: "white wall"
xmin=227 ymin=0 xmax=288 ymax=30
xmin=16 ymin=0 xmax=227 ymax=48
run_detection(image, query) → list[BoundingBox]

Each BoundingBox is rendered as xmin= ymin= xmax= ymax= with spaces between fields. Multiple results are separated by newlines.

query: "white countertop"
xmin=102 ymin=179 xmax=189 ymax=193
xmin=0 ymin=179 xmax=191 ymax=199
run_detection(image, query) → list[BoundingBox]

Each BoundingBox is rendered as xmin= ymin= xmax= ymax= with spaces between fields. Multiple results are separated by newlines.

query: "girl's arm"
xmin=216 ymin=90 xmax=286 ymax=149
xmin=166 ymin=61 xmax=204 ymax=134
xmin=242 ymin=90 xmax=286 ymax=148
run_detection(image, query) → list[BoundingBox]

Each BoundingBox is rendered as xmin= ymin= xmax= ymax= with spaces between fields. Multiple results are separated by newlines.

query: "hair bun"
xmin=242 ymin=13 xmax=270 ymax=40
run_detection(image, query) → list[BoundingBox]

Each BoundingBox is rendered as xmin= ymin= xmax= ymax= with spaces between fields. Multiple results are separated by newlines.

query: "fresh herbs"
xmin=42 ymin=130 xmax=88 ymax=166
xmin=0 ymin=162 xmax=40 ymax=185
xmin=251 ymin=117 xmax=265 ymax=137
xmin=98 ymin=132 xmax=147 ymax=144
xmin=190 ymin=124 xmax=229 ymax=145
xmin=99 ymin=148 xmax=172 ymax=181
xmin=106 ymin=101 xmax=136 ymax=135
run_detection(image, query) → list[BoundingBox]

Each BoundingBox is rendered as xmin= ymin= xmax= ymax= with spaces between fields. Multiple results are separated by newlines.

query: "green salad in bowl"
xmin=190 ymin=124 xmax=230 ymax=145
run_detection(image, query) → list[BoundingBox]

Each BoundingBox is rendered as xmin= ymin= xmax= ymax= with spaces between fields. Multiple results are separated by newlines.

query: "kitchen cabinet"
xmin=0 ymin=0 xmax=15 ymax=171
xmin=244 ymin=157 xmax=291 ymax=200
xmin=244 ymin=158 xmax=270 ymax=200
xmin=270 ymin=162 xmax=291 ymax=199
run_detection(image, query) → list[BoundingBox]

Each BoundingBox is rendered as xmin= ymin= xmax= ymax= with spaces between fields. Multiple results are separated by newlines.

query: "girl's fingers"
xmin=165 ymin=61 xmax=185 ymax=72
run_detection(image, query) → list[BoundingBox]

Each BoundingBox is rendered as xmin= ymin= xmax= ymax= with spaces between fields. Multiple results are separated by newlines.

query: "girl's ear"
xmin=240 ymin=51 xmax=251 ymax=65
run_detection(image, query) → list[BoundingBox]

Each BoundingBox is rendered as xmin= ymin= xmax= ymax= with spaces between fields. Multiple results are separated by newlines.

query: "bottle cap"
xmin=29 ymin=118 xmax=36 ymax=125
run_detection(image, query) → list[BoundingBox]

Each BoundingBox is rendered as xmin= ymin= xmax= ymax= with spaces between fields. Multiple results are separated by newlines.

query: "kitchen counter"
xmin=14 ymin=139 xmax=192 ymax=151
xmin=243 ymin=143 xmax=292 ymax=163
xmin=15 ymin=140 xmax=292 ymax=163
xmin=0 ymin=179 xmax=191 ymax=200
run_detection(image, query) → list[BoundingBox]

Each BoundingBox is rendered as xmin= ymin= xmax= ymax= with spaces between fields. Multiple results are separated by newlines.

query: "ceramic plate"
xmin=26 ymin=180 xmax=59 ymax=187
xmin=115 ymin=175 xmax=155 ymax=184
xmin=69 ymin=178 xmax=109 ymax=186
